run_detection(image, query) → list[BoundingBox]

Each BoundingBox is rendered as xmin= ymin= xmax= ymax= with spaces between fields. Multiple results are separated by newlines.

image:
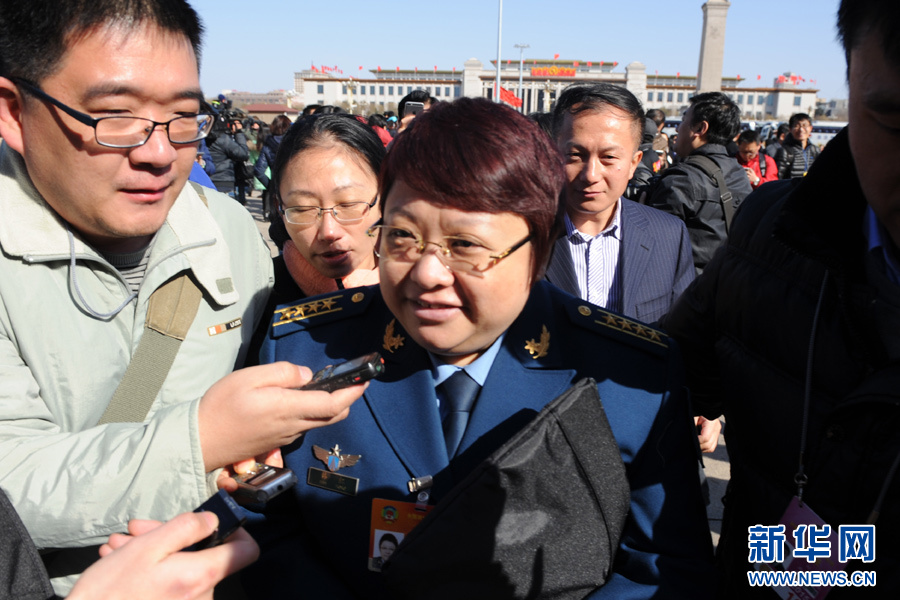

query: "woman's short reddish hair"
xmin=379 ymin=97 xmax=565 ymax=283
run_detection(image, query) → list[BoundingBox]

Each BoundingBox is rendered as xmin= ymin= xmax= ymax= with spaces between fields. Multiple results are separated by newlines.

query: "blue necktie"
xmin=439 ymin=370 xmax=480 ymax=458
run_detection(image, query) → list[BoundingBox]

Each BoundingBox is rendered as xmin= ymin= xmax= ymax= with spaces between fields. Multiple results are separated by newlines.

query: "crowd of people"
xmin=0 ymin=0 xmax=898 ymax=599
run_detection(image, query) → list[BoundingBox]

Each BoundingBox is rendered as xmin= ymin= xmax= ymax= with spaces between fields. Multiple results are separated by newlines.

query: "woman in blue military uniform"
xmin=244 ymin=97 xmax=713 ymax=599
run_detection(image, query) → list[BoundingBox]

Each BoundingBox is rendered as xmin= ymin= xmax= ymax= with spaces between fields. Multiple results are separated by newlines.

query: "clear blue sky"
xmin=190 ymin=0 xmax=848 ymax=100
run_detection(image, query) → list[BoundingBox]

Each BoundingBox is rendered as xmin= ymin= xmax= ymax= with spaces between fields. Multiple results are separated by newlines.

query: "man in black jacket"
xmin=645 ymin=92 xmax=752 ymax=273
xmin=775 ymin=112 xmax=821 ymax=179
xmin=661 ymin=0 xmax=900 ymax=596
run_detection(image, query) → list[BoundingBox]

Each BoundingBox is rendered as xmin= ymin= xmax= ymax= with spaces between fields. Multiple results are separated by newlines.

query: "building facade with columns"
xmin=288 ymin=59 xmax=819 ymax=121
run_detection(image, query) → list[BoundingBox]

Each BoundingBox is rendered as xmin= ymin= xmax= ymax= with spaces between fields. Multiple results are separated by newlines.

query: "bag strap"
xmin=683 ymin=154 xmax=734 ymax=233
xmin=97 ymin=183 xmax=209 ymax=424
xmin=758 ymin=152 xmax=767 ymax=177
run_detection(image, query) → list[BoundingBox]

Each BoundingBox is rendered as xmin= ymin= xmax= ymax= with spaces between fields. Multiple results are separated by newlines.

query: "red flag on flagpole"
xmin=553 ymin=53 xmax=560 ymax=60
xmin=757 ymin=74 xmax=761 ymax=80
xmin=676 ymin=72 xmax=680 ymax=78
xmin=359 ymin=65 xmax=363 ymax=70
xmin=587 ymin=61 xmax=592 ymax=67
xmin=573 ymin=61 xmax=579 ymax=67
xmin=377 ymin=66 xmax=381 ymax=72
xmin=498 ymin=86 xmax=523 ymax=108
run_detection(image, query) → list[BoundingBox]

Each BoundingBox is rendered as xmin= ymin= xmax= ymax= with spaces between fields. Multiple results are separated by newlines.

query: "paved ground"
xmin=244 ymin=189 xmax=278 ymax=256
xmin=705 ymin=426 xmax=729 ymax=547
xmin=241 ymin=190 xmax=731 ymax=546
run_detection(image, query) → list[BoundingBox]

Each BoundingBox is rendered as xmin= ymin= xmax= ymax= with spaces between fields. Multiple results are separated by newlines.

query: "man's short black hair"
xmin=788 ymin=113 xmax=813 ymax=128
xmin=551 ymin=83 xmax=644 ymax=147
xmin=838 ymin=0 xmax=900 ymax=67
xmin=0 ymin=0 xmax=203 ymax=84
xmin=646 ymin=108 xmax=666 ymax=128
xmin=776 ymin=123 xmax=790 ymax=137
xmin=526 ymin=111 xmax=554 ymax=140
xmin=737 ymin=129 xmax=760 ymax=145
xmin=398 ymin=89 xmax=436 ymax=118
xmin=686 ymin=92 xmax=741 ymax=147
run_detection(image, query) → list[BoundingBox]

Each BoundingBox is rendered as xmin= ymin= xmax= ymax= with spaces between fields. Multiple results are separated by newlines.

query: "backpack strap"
xmin=97 ymin=184 xmax=209 ymax=425
xmin=682 ymin=154 xmax=734 ymax=233
xmin=758 ymin=152 xmax=767 ymax=177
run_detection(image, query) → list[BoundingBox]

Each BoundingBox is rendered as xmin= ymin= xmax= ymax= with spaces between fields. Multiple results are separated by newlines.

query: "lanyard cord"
xmin=795 ymin=271 xmax=830 ymax=504
xmin=67 ymin=225 xmax=137 ymax=319
xmin=795 ymin=269 xmax=900 ymax=523
xmin=869 ymin=451 xmax=900 ymax=524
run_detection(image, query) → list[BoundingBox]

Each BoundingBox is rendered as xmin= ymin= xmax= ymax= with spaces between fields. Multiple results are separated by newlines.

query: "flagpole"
xmin=495 ymin=0 xmax=503 ymax=103
xmin=515 ymin=43 xmax=529 ymax=113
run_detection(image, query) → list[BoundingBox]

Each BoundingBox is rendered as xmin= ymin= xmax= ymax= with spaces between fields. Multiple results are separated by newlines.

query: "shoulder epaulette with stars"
xmin=563 ymin=299 xmax=669 ymax=356
xmin=270 ymin=286 xmax=376 ymax=339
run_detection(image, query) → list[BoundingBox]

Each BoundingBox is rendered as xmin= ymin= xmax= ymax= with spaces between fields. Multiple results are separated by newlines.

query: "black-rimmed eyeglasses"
xmin=11 ymin=77 xmax=215 ymax=149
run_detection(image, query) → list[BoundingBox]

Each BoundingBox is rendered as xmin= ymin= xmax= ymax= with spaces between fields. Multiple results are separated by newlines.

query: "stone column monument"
xmin=625 ymin=61 xmax=647 ymax=105
xmin=696 ymin=0 xmax=730 ymax=93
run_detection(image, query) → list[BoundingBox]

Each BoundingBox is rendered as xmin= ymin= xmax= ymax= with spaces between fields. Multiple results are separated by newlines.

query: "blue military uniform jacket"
xmin=244 ymin=281 xmax=713 ymax=599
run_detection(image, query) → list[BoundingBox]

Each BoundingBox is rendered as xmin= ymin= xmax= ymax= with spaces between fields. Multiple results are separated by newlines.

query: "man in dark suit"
xmin=546 ymin=84 xmax=695 ymax=324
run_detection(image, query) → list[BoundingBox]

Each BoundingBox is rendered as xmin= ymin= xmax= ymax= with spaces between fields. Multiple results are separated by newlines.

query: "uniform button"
xmin=825 ymin=425 xmax=844 ymax=441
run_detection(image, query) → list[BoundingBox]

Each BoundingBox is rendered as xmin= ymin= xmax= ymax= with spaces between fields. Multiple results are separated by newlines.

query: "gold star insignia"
xmin=524 ymin=325 xmax=551 ymax=359
xmin=279 ymin=305 xmax=305 ymax=321
xmin=273 ymin=295 xmax=342 ymax=326
xmin=603 ymin=314 xmax=618 ymax=326
xmin=618 ymin=318 xmax=633 ymax=332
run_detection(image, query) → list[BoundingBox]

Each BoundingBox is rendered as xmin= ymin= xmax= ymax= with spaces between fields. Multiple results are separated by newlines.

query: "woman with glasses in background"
xmin=245 ymin=98 xmax=714 ymax=599
xmin=247 ymin=114 xmax=384 ymax=363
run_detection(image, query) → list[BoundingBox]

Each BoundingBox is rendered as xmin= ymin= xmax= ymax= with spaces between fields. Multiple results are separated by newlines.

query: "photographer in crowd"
xmin=207 ymin=111 xmax=250 ymax=204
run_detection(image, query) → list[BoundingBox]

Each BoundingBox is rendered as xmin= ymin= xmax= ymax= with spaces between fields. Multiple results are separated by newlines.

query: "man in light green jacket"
xmin=0 ymin=1 xmax=364 ymax=595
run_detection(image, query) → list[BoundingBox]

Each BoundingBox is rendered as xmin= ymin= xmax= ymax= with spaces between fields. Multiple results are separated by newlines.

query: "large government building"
xmin=225 ymin=57 xmax=818 ymax=122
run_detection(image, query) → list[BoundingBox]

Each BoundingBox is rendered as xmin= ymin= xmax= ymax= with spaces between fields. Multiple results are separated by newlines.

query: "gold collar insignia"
xmin=383 ymin=318 xmax=405 ymax=353
xmin=524 ymin=325 xmax=550 ymax=359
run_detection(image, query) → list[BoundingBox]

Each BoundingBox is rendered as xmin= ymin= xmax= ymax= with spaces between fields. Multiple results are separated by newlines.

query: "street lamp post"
xmin=514 ymin=43 xmax=529 ymax=113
